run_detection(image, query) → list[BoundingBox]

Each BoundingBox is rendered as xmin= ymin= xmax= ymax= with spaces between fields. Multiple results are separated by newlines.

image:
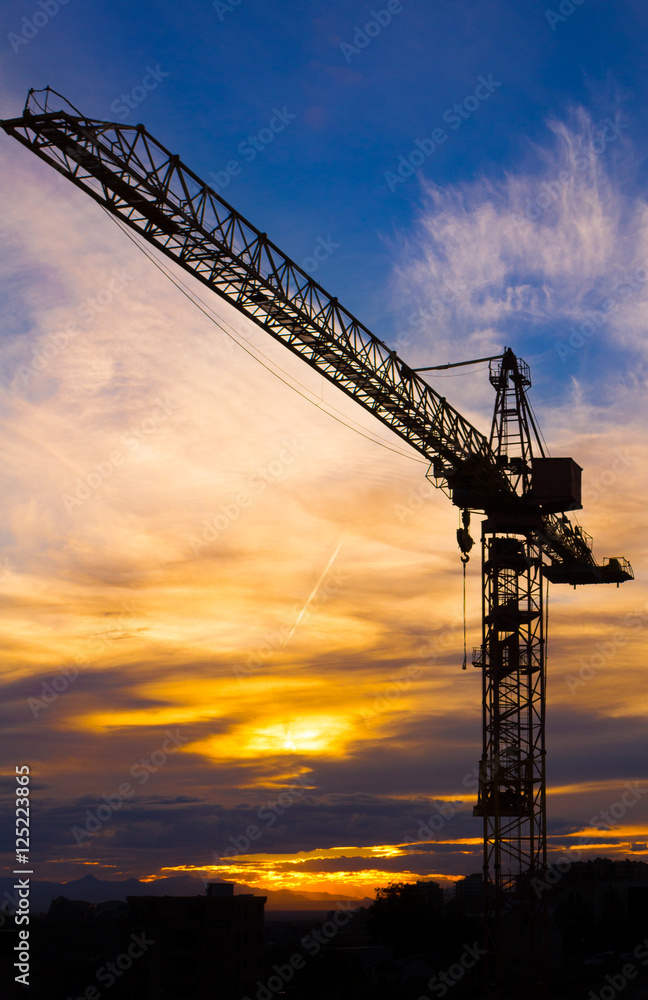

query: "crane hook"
xmin=457 ymin=510 xmax=473 ymax=670
xmin=456 ymin=509 xmax=474 ymax=564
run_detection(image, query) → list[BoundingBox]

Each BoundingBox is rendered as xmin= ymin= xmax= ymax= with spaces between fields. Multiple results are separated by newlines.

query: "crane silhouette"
xmin=2 ymin=86 xmax=633 ymax=998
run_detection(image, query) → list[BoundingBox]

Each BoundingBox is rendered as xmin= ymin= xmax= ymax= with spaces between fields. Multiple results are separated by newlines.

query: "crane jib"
xmin=0 ymin=94 xmax=632 ymax=585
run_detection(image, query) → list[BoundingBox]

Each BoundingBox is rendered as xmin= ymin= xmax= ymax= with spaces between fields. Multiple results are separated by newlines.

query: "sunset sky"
xmin=0 ymin=0 xmax=647 ymax=902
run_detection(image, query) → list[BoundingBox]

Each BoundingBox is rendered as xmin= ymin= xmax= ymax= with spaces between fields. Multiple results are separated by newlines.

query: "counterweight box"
xmin=530 ymin=458 xmax=582 ymax=512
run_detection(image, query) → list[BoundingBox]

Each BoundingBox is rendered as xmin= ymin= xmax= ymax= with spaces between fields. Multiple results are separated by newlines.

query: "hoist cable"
xmin=101 ymin=207 xmax=429 ymax=466
xmin=462 ymin=558 xmax=468 ymax=671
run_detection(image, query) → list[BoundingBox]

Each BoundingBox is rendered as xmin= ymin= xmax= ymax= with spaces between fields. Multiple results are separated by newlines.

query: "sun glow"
xmin=159 ymin=863 xmax=455 ymax=897
xmin=192 ymin=716 xmax=353 ymax=761
xmin=158 ymin=842 xmax=466 ymax=898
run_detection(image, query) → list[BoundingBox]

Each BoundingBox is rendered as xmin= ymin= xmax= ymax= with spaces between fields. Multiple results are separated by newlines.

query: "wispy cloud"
xmin=392 ymin=106 xmax=646 ymax=378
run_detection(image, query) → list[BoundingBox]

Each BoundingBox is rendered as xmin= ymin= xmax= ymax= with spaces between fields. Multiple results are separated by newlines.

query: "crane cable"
xmin=100 ymin=207 xmax=429 ymax=466
xmin=545 ymin=573 xmax=550 ymax=679
xmin=456 ymin=509 xmax=474 ymax=670
xmin=100 ymin=209 xmax=488 ymax=667
xmin=462 ymin=558 xmax=468 ymax=671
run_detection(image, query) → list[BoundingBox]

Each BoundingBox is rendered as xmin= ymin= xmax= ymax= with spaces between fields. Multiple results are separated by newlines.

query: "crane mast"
xmin=476 ymin=353 xmax=549 ymax=993
xmin=2 ymin=88 xmax=634 ymax=999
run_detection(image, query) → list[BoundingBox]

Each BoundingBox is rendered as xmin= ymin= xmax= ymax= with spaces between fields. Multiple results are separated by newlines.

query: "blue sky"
xmin=0 ymin=0 xmax=647 ymax=894
xmin=3 ymin=0 xmax=647 ymax=350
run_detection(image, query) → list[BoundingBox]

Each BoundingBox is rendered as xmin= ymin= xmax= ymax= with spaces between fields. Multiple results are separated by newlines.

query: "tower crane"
xmin=2 ymin=87 xmax=633 ymax=999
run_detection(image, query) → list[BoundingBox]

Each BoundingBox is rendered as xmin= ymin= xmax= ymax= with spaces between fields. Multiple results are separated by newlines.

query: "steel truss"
xmin=0 ymin=89 xmax=631 ymax=580
xmin=1 ymin=89 xmax=507 ymax=502
xmin=475 ymin=523 xmax=547 ymax=998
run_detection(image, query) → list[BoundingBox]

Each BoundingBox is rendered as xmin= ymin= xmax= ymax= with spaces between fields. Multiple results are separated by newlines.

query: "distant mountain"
xmin=252 ymin=887 xmax=374 ymax=910
xmin=0 ymin=873 xmax=211 ymax=913
xmin=0 ymin=873 xmax=373 ymax=913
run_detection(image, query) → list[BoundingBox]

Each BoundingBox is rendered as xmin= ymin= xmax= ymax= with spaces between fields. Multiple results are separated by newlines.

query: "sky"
xmin=0 ymin=0 xmax=647 ymax=902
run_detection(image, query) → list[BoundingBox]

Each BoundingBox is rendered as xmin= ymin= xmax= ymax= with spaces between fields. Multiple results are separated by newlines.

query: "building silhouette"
xmin=126 ymin=882 xmax=266 ymax=999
